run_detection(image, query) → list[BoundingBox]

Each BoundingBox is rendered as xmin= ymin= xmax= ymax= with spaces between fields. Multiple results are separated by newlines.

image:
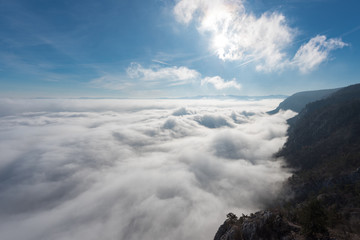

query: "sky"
xmin=0 ymin=0 xmax=359 ymax=98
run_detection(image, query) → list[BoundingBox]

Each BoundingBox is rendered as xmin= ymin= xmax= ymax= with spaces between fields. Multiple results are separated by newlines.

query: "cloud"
xmin=162 ymin=118 xmax=177 ymax=129
xmin=89 ymin=63 xmax=202 ymax=91
xmin=172 ymin=107 xmax=192 ymax=116
xmin=195 ymin=114 xmax=232 ymax=128
xmin=90 ymin=63 xmax=241 ymax=91
xmin=151 ymin=59 xmax=171 ymax=65
xmin=173 ymin=0 xmax=347 ymax=73
xmin=127 ymin=62 xmax=201 ymax=86
xmin=0 ymin=98 xmax=295 ymax=240
xmin=201 ymin=76 xmax=241 ymax=90
xmin=89 ymin=74 xmax=133 ymax=90
xmin=291 ymin=35 xmax=348 ymax=73
xmin=173 ymin=0 xmax=294 ymax=71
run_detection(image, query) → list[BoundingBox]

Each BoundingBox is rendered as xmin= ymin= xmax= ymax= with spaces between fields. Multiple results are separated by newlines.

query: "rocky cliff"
xmin=214 ymin=211 xmax=300 ymax=240
xmin=214 ymin=83 xmax=360 ymax=240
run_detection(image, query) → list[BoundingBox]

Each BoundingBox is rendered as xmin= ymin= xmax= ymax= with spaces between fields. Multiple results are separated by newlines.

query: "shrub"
xmin=298 ymin=199 xmax=328 ymax=238
xmin=226 ymin=212 xmax=238 ymax=222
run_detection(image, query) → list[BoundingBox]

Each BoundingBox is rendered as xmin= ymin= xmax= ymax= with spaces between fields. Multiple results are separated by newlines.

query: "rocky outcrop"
xmin=214 ymin=211 xmax=300 ymax=240
xmin=214 ymin=220 xmax=242 ymax=240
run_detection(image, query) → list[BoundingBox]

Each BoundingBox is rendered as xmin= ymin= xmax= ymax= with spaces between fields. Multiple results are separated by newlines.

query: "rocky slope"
xmin=214 ymin=84 xmax=360 ymax=240
xmin=214 ymin=211 xmax=300 ymax=240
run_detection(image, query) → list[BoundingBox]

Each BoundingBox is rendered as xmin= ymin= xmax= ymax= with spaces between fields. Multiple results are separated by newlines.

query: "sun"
xmin=212 ymin=34 xmax=229 ymax=50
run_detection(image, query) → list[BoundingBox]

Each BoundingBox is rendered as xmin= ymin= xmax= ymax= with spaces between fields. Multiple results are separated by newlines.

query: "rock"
xmin=214 ymin=220 xmax=233 ymax=240
xmin=214 ymin=211 xmax=299 ymax=240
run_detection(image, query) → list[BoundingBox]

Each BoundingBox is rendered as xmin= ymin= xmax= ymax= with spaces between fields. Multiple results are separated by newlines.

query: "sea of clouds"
xmin=0 ymin=98 xmax=296 ymax=240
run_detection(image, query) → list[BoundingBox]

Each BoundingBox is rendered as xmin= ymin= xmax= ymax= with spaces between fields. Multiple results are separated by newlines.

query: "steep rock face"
xmin=267 ymin=88 xmax=338 ymax=114
xmin=214 ymin=220 xmax=242 ymax=240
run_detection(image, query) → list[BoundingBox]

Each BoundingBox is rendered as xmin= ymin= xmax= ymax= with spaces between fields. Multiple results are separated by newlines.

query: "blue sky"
xmin=0 ymin=0 xmax=359 ymax=98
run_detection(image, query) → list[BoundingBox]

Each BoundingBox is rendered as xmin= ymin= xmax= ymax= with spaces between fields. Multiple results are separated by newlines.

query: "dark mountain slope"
xmin=276 ymin=84 xmax=360 ymax=238
xmin=278 ymin=83 xmax=360 ymax=172
xmin=267 ymin=88 xmax=339 ymax=114
xmin=214 ymin=83 xmax=360 ymax=240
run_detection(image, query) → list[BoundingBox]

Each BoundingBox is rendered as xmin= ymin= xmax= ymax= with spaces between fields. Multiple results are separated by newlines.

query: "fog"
xmin=0 ymin=98 xmax=296 ymax=240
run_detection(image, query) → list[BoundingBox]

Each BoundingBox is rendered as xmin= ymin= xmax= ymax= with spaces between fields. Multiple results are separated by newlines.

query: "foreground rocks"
xmin=214 ymin=211 xmax=300 ymax=240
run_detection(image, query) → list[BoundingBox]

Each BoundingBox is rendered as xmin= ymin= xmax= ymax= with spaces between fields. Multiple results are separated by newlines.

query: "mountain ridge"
xmin=267 ymin=88 xmax=339 ymax=114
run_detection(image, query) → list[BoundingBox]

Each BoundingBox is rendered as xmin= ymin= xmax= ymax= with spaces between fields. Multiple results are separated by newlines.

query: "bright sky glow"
xmin=0 ymin=0 xmax=359 ymax=98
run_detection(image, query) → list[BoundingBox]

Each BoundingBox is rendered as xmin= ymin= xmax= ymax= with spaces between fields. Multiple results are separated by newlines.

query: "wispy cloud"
xmin=89 ymin=74 xmax=133 ymax=90
xmin=90 ymin=62 xmax=241 ymax=91
xmin=89 ymin=63 xmax=201 ymax=91
xmin=292 ymin=35 xmax=347 ymax=73
xmin=151 ymin=59 xmax=171 ymax=65
xmin=0 ymin=53 xmax=79 ymax=83
xmin=340 ymin=25 xmax=360 ymax=37
xmin=173 ymin=0 xmax=348 ymax=73
xmin=126 ymin=62 xmax=201 ymax=86
xmin=201 ymin=76 xmax=241 ymax=90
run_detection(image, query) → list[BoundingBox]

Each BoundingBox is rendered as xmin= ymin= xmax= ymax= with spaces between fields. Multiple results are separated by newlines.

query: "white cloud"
xmin=89 ymin=63 xmax=202 ymax=91
xmin=201 ymin=76 xmax=241 ymax=90
xmin=90 ymin=63 xmax=241 ymax=91
xmin=0 ymin=98 xmax=295 ymax=240
xmin=90 ymin=74 xmax=132 ymax=90
xmin=127 ymin=62 xmax=201 ymax=86
xmin=174 ymin=0 xmax=294 ymax=71
xmin=292 ymin=35 xmax=348 ymax=73
xmin=173 ymin=0 xmax=347 ymax=73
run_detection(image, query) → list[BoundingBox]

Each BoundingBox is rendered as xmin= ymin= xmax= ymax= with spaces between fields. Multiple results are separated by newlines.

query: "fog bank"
xmin=0 ymin=99 xmax=295 ymax=240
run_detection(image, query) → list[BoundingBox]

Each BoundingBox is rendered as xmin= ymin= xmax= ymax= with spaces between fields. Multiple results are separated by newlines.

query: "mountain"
xmin=267 ymin=88 xmax=339 ymax=114
xmin=214 ymin=83 xmax=360 ymax=240
xmin=279 ymin=83 xmax=360 ymax=171
xmin=277 ymin=83 xmax=360 ymax=238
